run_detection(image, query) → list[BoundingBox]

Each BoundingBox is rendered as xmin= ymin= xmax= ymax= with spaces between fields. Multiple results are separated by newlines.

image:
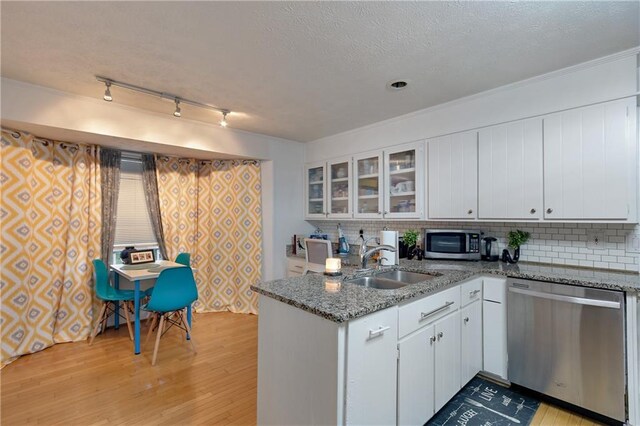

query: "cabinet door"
xmin=428 ymin=131 xmax=478 ymax=219
xmin=327 ymin=157 xmax=353 ymax=218
xmin=478 ymin=119 xmax=543 ymax=219
xmin=346 ymin=307 xmax=398 ymax=425
xmin=398 ymin=326 xmax=435 ymax=425
xmin=460 ymin=301 xmax=483 ymax=387
xmin=483 ymin=299 xmax=508 ymax=380
xmin=353 ymin=150 xmax=384 ymax=219
xmin=384 ymin=142 xmax=424 ymax=219
xmin=543 ymin=97 xmax=636 ymax=220
xmin=304 ymin=161 xmax=327 ymax=219
xmin=434 ymin=311 xmax=462 ymax=412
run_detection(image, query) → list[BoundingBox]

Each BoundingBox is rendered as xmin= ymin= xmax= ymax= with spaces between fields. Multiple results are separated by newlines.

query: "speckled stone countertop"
xmin=251 ymin=258 xmax=640 ymax=323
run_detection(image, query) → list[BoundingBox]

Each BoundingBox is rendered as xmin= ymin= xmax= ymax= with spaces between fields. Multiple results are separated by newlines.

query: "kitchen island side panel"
xmin=257 ymin=295 xmax=346 ymax=425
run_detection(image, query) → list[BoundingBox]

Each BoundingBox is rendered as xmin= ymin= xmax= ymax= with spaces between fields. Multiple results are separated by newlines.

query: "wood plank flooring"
xmin=1 ymin=311 xmax=606 ymax=425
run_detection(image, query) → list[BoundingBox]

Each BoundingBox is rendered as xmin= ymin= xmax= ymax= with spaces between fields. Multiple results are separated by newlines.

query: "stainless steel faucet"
xmin=360 ymin=244 xmax=397 ymax=270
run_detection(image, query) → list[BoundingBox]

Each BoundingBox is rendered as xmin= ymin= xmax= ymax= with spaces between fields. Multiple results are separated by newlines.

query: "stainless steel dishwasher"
xmin=507 ymin=279 xmax=626 ymax=422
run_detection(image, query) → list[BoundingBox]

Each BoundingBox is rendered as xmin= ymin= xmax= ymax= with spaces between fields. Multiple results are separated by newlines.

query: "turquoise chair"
xmin=143 ymin=266 xmax=198 ymax=365
xmin=143 ymin=253 xmax=190 ymax=299
xmin=89 ymin=259 xmax=139 ymax=345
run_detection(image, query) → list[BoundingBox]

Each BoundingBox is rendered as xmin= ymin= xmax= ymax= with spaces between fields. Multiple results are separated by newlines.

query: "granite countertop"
xmin=251 ymin=258 xmax=640 ymax=323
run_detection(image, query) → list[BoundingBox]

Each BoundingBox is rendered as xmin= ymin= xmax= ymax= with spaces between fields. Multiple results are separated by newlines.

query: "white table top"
xmin=110 ymin=260 xmax=186 ymax=281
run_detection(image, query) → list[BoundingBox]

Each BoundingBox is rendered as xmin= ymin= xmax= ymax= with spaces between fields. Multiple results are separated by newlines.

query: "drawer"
xmin=483 ymin=276 xmax=507 ymax=303
xmin=399 ymin=286 xmax=460 ymax=338
xmin=460 ymin=278 xmax=483 ymax=307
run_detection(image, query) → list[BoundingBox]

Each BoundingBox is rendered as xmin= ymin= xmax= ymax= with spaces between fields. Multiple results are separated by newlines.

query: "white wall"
xmin=1 ymin=78 xmax=313 ymax=281
xmin=306 ymin=51 xmax=638 ymax=161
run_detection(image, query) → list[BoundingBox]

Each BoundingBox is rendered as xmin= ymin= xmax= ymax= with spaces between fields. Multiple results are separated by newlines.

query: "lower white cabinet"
xmin=346 ymin=306 xmax=398 ymax=425
xmin=482 ymin=277 xmax=508 ymax=380
xmin=397 ymin=307 xmax=462 ymax=425
xmin=286 ymin=257 xmax=305 ymax=277
xmin=460 ymin=300 xmax=483 ymax=387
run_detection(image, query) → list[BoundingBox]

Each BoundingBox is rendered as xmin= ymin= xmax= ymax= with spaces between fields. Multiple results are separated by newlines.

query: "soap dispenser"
xmin=337 ymin=223 xmax=350 ymax=256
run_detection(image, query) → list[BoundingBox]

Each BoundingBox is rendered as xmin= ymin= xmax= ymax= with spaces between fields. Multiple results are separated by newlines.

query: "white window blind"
xmin=113 ymin=158 xmax=157 ymax=248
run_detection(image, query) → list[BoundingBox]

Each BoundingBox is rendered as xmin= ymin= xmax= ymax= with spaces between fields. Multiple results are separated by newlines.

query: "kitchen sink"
xmin=376 ymin=270 xmax=441 ymax=284
xmin=346 ymin=276 xmax=409 ymax=290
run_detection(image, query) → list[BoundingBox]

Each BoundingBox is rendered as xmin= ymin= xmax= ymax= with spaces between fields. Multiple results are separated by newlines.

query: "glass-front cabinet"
xmin=327 ymin=157 xmax=353 ymax=219
xmin=305 ymin=161 xmax=327 ymax=218
xmin=354 ymin=151 xmax=384 ymax=219
xmin=383 ymin=142 xmax=424 ymax=219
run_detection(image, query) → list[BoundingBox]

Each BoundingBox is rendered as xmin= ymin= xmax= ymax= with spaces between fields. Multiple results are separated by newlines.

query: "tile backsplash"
xmin=307 ymin=220 xmax=640 ymax=273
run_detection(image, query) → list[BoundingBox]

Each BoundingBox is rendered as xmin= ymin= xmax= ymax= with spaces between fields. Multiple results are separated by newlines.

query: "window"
xmin=113 ymin=157 xmax=159 ymax=263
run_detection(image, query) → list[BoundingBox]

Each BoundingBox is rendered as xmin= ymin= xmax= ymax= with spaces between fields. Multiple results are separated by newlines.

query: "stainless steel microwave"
xmin=423 ymin=229 xmax=481 ymax=260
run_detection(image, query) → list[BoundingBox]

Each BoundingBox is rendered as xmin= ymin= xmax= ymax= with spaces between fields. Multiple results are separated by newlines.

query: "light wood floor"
xmin=1 ymin=312 xmax=257 ymax=425
xmin=1 ymin=311 xmax=607 ymax=426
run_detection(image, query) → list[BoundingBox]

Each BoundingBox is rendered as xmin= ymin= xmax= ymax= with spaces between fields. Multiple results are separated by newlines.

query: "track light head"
xmin=220 ymin=111 xmax=228 ymax=127
xmin=103 ymin=81 xmax=113 ymax=102
xmin=173 ymin=99 xmax=181 ymax=117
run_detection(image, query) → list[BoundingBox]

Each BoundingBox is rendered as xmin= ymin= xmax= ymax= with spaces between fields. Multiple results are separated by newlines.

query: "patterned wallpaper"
xmin=307 ymin=220 xmax=640 ymax=273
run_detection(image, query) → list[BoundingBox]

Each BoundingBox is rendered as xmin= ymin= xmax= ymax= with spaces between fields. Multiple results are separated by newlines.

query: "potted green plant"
xmin=402 ymin=229 xmax=419 ymax=260
xmin=502 ymin=229 xmax=531 ymax=264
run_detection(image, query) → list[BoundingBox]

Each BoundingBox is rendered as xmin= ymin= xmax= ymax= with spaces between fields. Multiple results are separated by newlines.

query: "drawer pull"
xmin=420 ymin=301 xmax=454 ymax=321
xmin=469 ymin=289 xmax=481 ymax=297
xmin=368 ymin=326 xmax=390 ymax=339
xmin=292 ymin=265 xmax=304 ymax=270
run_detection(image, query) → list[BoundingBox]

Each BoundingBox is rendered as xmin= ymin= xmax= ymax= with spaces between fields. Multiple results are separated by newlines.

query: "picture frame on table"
xmin=129 ymin=249 xmax=155 ymax=265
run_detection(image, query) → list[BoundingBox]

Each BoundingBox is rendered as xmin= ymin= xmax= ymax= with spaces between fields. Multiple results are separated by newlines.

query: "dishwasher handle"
xmin=508 ymin=287 xmax=621 ymax=309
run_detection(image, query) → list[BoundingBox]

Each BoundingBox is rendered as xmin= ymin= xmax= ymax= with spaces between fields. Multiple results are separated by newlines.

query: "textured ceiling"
xmin=1 ymin=1 xmax=638 ymax=142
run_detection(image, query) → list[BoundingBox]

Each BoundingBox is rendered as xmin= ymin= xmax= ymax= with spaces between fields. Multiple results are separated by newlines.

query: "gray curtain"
xmin=100 ymin=148 xmax=121 ymax=265
xmin=141 ymin=154 xmax=168 ymax=260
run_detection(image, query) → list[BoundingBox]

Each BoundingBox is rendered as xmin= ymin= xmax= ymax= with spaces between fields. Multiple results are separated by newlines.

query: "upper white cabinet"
xmin=353 ymin=150 xmax=384 ymax=219
xmin=384 ymin=142 xmax=425 ymax=219
xmin=543 ymin=97 xmax=637 ymax=221
xmin=304 ymin=157 xmax=353 ymax=219
xmin=427 ymin=131 xmax=478 ymax=219
xmin=304 ymin=161 xmax=327 ymax=219
xmin=327 ymin=156 xmax=353 ymax=219
xmin=478 ymin=119 xmax=543 ymax=219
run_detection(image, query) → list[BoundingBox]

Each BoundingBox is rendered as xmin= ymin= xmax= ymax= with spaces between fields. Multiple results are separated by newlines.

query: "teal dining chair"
xmin=143 ymin=252 xmax=190 ymax=299
xmin=143 ymin=266 xmax=198 ymax=365
xmin=89 ymin=259 xmax=139 ymax=345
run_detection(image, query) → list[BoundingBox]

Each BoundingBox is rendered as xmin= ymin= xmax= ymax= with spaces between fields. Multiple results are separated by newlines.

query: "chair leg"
xmin=145 ymin=313 xmax=157 ymax=346
xmin=180 ymin=310 xmax=197 ymax=354
xmin=152 ymin=314 xmax=165 ymax=366
xmin=101 ymin=302 xmax=109 ymax=334
xmin=89 ymin=303 xmax=107 ymax=345
xmin=123 ymin=301 xmax=134 ymax=341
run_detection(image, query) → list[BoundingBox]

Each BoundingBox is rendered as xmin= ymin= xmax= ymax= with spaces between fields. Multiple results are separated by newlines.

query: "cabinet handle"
xmin=420 ymin=301 xmax=454 ymax=321
xmin=378 ymin=211 xmax=382 ymax=215
xmin=368 ymin=326 xmax=390 ymax=339
xmin=437 ymin=332 xmax=444 ymax=341
xmin=384 ymin=211 xmax=388 ymax=215
xmin=429 ymin=336 xmax=436 ymax=345
xmin=546 ymin=208 xmax=553 ymax=214
xmin=530 ymin=208 xmax=536 ymax=214
xmin=469 ymin=289 xmax=481 ymax=297
xmin=464 ymin=317 xmax=469 ymax=323
xmin=468 ymin=209 xmax=473 ymax=215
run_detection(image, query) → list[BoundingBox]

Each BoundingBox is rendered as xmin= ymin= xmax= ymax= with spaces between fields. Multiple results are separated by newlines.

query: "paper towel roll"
xmin=380 ymin=230 xmax=398 ymax=266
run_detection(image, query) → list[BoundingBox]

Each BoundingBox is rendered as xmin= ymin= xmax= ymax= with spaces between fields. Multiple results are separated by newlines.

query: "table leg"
xmin=186 ymin=304 xmax=192 ymax=340
xmin=114 ymin=272 xmax=120 ymax=329
xmin=134 ymin=280 xmax=141 ymax=355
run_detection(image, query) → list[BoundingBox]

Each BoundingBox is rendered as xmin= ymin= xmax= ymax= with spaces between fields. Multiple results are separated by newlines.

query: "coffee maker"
xmin=481 ymin=237 xmax=499 ymax=261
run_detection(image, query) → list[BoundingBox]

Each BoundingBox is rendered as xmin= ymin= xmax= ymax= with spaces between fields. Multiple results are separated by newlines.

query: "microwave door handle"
xmin=465 ymin=234 xmax=470 ymax=252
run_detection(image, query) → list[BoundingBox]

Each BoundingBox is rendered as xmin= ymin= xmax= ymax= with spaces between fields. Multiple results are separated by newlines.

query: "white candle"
xmin=325 ymin=279 xmax=341 ymax=293
xmin=325 ymin=258 xmax=341 ymax=274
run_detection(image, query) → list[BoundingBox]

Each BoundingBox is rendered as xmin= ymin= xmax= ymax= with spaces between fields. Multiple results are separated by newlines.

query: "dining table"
xmin=110 ymin=260 xmax=193 ymax=355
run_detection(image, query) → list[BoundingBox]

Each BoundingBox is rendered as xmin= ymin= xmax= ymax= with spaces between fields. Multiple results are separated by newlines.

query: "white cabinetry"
xmin=478 ymin=119 xmax=543 ymax=219
xmin=304 ymin=157 xmax=353 ymax=219
xmin=397 ymin=327 xmax=434 ymax=425
xmin=286 ymin=257 xmax=305 ymax=277
xmin=304 ymin=161 xmax=327 ymax=219
xmin=384 ymin=142 xmax=425 ymax=219
xmin=460 ymin=300 xmax=482 ymax=387
xmin=543 ymin=97 xmax=637 ymax=221
xmin=346 ymin=306 xmax=398 ymax=425
xmin=427 ymin=131 xmax=478 ymax=219
xmin=353 ymin=150 xmax=384 ymax=219
xmin=434 ymin=312 xmax=462 ymax=412
xmin=482 ymin=276 xmax=508 ymax=380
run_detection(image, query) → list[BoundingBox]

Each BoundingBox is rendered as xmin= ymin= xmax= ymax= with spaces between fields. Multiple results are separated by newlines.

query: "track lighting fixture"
xmin=103 ymin=81 xmax=113 ymax=102
xmin=173 ymin=99 xmax=181 ymax=117
xmin=96 ymin=76 xmax=231 ymax=126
